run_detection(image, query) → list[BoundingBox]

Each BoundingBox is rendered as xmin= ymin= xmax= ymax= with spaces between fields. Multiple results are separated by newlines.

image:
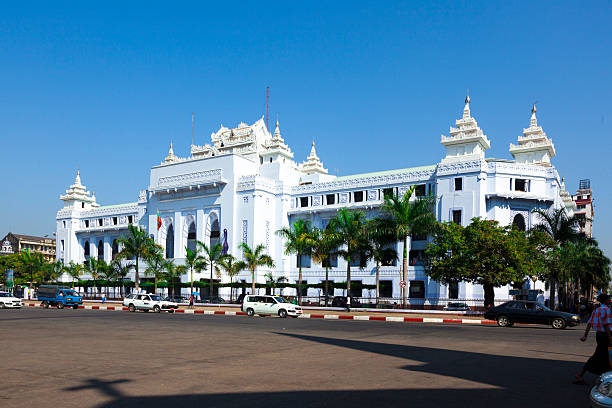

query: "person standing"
xmin=101 ymin=291 xmax=106 ymax=304
xmin=574 ymin=293 xmax=612 ymax=384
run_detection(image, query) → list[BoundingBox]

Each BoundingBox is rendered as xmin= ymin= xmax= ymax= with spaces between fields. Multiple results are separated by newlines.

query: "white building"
xmin=55 ymin=98 xmax=567 ymax=305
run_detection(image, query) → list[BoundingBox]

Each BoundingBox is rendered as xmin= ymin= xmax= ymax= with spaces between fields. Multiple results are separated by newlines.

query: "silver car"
xmin=591 ymin=371 xmax=612 ymax=407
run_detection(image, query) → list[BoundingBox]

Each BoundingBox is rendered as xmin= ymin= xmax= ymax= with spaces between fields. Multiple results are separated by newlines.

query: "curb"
xmin=22 ymin=303 xmax=497 ymax=325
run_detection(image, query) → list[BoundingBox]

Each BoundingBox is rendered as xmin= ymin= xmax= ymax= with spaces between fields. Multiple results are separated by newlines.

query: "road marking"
xmin=423 ymin=318 xmax=444 ymax=323
xmin=324 ymin=314 xmax=339 ymax=319
xmin=353 ymin=315 xmax=369 ymax=320
xmin=462 ymin=319 xmax=482 ymax=324
xmin=386 ymin=316 xmax=404 ymax=322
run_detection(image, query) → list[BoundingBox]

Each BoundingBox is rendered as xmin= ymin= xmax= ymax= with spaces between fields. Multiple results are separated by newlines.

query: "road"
xmin=0 ymin=307 xmax=596 ymax=407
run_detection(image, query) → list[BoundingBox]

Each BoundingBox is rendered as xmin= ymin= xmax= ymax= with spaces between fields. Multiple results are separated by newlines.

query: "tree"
xmin=144 ymin=252 xmax=169 ymax=294
xmin=184 ymin=247 xmax=206 ymax=297
xmin=531 ymin=207 xmax=581 ymax=309
xmin=18 ymin=250 xmax=45 ymax=287
xmin=365 ymin=218 xmax=398 ymax=304
xmin=264 ymin=272 xmax=288 ymax=296
xmin=110 ymin=260 xmax=130 ymax=297
xmin=65 ymin=261 xmax=83 ymax=288
xmin=311 ymin=226 xmax=340 ymax=306
xmin=239 ymin=243 xmax=275 ymax=296
xmin=43 ymin=261 xmax=65 ymax=284
xmin=217 ymin=255 xmax=246 ymax=302
xmin=381 ymin=187 xmax=436 ymax=308
xmin=196 ymin=241 xmax=225 ymax=299
xmin=117 ymin=224 xmax=158 ymax=291
xmin=100 ymin=262 xmax=117 ymax=298
xmin=425 ymin=218 xmax=537 ymax=308
xmin=163 ymin=262 xmax=186 ymax=299
xmin=328 ymin=209 xmax=369 ymax=303
xmin=276 ymin=219 xmax=316 ymax=305
xmin=85 ymin=258 xmax=108 ymax=297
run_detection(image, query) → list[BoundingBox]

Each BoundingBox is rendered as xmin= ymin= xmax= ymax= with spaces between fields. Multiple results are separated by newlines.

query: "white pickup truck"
xmin=123 ymin=294 xmax=178 ymax=313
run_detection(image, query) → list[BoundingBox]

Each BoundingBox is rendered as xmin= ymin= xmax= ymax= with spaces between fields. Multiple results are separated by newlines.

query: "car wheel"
xmin=497 ymin=315 xmax=512 ymax=327
xmin=246 ymin=308 xmax=255 ymax=317
xmin=0 ymin=303 xmax=5 ymax=309
xmin=278 ymin=309 xmax=287 ymax=318
xmin=552 ymin=318 xmax=566 ymax=329
xmin=42 ymin=301 xmax=49 ymax=308
xmin=57 ymin=302 xmax=65 ymax=309
xmin=72 ymin=305 xmax=79 ymax=309
xmin=128 ymin=304 xmax=135 ymax=312
xmin=153 ymin=305 xmax=161 ymax=313
xmin=143 ymin=309 xmax=149 ymax=313
xmin=169 ymin=309 xmax=175 ymax=313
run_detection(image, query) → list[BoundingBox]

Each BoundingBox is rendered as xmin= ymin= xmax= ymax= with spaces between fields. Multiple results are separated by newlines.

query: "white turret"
xmin=440 ymin=95 xmax=491 ymax=163
xmin=299 ymin=141 xmax=328 ymax=175
xmin=59 ymin=170 xmax=99 ymax=209
xmin=261 ymin=120 xmax=295 ymax=163
xmin=509 ymin=103 xmax=556 ymax=166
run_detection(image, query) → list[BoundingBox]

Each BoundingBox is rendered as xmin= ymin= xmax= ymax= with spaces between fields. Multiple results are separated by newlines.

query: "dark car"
xmin=443 ymin=302 xmax=470 ymax=311
xmin=200 ymin=296 xmax=226 ymax=304
xmin=164 ymin=295 xmax=188 ymax=303
xmin=331 ymin=296 xmax=361 ymax=308
xmin=484 ymin=300 xmax=580 ymax=329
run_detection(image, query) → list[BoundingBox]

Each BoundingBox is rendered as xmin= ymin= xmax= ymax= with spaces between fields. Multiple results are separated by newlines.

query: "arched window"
xmin=84 ymin=241 xmax=90 ymax=259
xmin=166 ymin=224 xmax=174 ymax=259
xmin=112 ymin=239 xmax=119 ymax=259
xmin=187 ymin=222 xmax=196 ymax=253
xmin=512 ymin=214 xmax=526 ymax=232
xmin=97 ymin=240 xmax=104 ymax=260
xmin=210 ymin=218 xmax=220 ymax=248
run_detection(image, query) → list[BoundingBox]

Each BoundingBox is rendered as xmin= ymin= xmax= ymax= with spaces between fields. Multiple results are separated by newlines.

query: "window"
xmin=452 ymin=209 xmax=462 ymax=225
xmin=187 ymin=222 xmax=196 ymax=252
xmin=82 ymin=202 xmax=85 ymax=208
xmin=454 ymin=178 xmax=463 ymax=191
xmin=84 ymin=241 xmax=90 ymax=259
xmin=349 ymin=253 xmax=366 ymax=268
xmin=349 ymin=280 xmax=362 ymax=298
xmin=112 ymin=240 xmax=119 ymax=259
xmin=326 ymin=194 xmax=335 ymax=205
xmin=128 ymin=215 xmax=134 ymax=224
xmin=512 ymin=214 xmax=526 ymax=231
xmin=514 ymin=179 xmax=528 ymax=192
xmin=113 ymin=217 xmax=118 ymax=225
xmin=353 ymin=191 xmax=364 ymax=202
xmin=448 ymin=282 xmax=459 ymax=299
xmin=63 ymin=221 xmax=66 ymax=228
xmin=409 ymin=280 xmax=425 ymax=298
xmin=98 ymin=218 xmax=103 ymax=227
xmin=409 ymin=250 xmax=425 ymax=266
xmin=380 ymin=280 xmax=393 ymax=298
xmin=297 ymin=255 xmax=311 ymax=268
xmin=321 ymin=280 xmax=334 ymax=297
xmin=411 ymin=232 xmax=427 ymax=241
xmin=577 ymin=204 xmax=586 ymax=210
xmin=85 ymin=220 xmax=90 ymax=228
xmin=300 ymin=197 xmax=309 ymax=208
xmin=322 ymin=253 xmax=338 ymax=268
xmin=60 ymin=240 xmax=65 ymax=251
xmin=415 ymin=184 xmax=426 ymax=197
xmin=97 ymin=240 xmax=104 ymax=260
xmin=166 ymin=224 xmax=174 ymax=258
xmin=383 ymin=188 xmax=394 ymax=200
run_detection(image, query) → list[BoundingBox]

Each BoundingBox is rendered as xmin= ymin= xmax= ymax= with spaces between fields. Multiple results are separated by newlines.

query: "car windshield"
xmin=150 ymin=295 xmax=162 ymax=301
xmin=65 ymin=291 xmax=78 ymax=297
xmin=274 ymin=296 xmax=287 ymax=303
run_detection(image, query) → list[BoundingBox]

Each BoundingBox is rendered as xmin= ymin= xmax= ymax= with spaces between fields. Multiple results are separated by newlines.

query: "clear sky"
xmin=1 ymin=1 xmax=610 ymax=255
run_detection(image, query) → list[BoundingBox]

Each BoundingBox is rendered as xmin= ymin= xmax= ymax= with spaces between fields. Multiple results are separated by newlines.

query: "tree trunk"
xmin=251 ymin=269 xmax=256 ymax=295
xmin=298 ymin=254 xmax=303 ymax=306
xmin=346 ymin=260 xmax=351 ymax=301
xmin=376 ymin=261 xmax=380 ymax=306
xmin=402 ymin=236 xmax=409 ymax=308
xmin=325 ymin=266 xmax=329 ymax=307
xmin=483 ymin=282 xmax=495 ymax=309
xmin=135 ymin=257 xmax=140 ymax=291
xmin=210 ymin=263 xmax=214 ymax=299
xmin=230 ymin=279 xmax=233 ymax=303
xmin=190 ymin=267 xmax=194 ymax=297
xmin=549 ymin=279 xmax=557 ymax=309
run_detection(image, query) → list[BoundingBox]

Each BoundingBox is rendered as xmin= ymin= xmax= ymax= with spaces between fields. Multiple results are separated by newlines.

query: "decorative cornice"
xmin=154 ymin=169 xmax=223 ymax=190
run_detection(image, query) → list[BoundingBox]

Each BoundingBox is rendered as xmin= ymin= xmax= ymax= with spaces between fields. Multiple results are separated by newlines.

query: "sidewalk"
xmin=22 ymin=301 xmax=497 ymax=326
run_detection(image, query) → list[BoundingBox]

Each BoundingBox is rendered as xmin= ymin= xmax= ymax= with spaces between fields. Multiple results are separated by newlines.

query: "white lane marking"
xmin=461 ymin=319 xmax=482 ymax=324
xmin=323 ymin=315 xmax=339 ymax=319
xmin=354 ymin=315 xmax=370 ymax=321
xmin=204 ymin=310 xmax=215 ymax=315
xmin=423 ymin=318 xmax=444 ymax=323
xmin=225 ymin=311 xmax=236 ymax=316
xmin=386 ymin=316 xmax=404 ymax=322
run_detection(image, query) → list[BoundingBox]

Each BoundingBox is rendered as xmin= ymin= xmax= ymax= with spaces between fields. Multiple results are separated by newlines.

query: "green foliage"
xmin=239 ymin=243 xmax=275 ymax=295
xmin=117 ymin=224 xmax=159 ymax=290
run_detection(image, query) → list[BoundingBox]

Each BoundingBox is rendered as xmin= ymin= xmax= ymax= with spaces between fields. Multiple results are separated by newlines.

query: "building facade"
xmin=0 ymin=232 xmax=56 ymax=262
xmin=572 ymin=179 xmax=594 ymax=237
xmin=56 ymin=98 xmax=569 ymax=304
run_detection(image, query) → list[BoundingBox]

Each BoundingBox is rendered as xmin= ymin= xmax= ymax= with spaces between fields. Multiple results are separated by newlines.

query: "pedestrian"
xmin=574 ymin=293 xmax=612 ymax=385
xmin=101 ymin=292 xmax=106 ymax=304
xmin=189 ymin=294 xmax=194 ymax=308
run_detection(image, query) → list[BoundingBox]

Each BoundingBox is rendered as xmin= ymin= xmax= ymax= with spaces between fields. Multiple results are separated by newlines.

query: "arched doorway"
xmin=166 ymin=224 xmax=174 ymax=259
xmin=512 ymin=214 xmax=526 ymax=231
xmin=112 ymin=240 xmax=119 ymax=259
xmin=84 ymin=241 xmax=90 ymax=261
xmin=210 ymin=218 xmax=220 ymax=248
xmin=97 ymin=240 xmax=104 ymax=260
xmin=186 ymin=222 xmax=196 ymax=253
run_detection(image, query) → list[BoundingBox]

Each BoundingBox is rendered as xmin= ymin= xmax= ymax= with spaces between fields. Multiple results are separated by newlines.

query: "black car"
xmin=164 ymin=295 xmax=188 ymax=303
xmin=200 ymin=296 xmax=226 ymax=304
xmin=331 ymin=296 xmax=361 ymax=308
xmin=484 ymin=301 xmax=580 ymax=329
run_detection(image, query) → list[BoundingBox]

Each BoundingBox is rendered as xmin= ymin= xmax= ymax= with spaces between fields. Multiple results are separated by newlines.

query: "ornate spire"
xmin=75 ymin=170 xmax=82 ymax=186
xmin=440 ymin=95 xmax=490 ymax=163
xmin=299 ymin=140 xmax=327 ymax=174
xmin=509 ymin=104 xmax=556 ymax=166
xmin=463 ymin=91 xmax=471 ymax=119
xmin=273 ymin=120 xmax=283 ymax=141
xmin=530 ymin=102 xmax=538 ymax=127
xmin=60 ymin=171 xmax=98 ymax=208
xmin=164 ymin=140 xmax=177 ymax=163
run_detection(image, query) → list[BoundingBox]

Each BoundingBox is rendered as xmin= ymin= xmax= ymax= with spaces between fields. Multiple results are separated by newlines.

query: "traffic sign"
xmin=399 ymin=280 xmax=406 ymax=288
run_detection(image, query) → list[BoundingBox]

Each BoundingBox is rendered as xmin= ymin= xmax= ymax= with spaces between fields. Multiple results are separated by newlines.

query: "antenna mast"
xmin=266 ymin=86 xmax=270 ymax=131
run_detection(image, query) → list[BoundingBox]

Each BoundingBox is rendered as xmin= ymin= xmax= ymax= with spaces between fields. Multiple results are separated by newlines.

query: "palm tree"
xmin=365 ymin=217 xmax=398 ymax=305
xmin=19 ymin=250 xmax=44 ymax=287
xmin=532 ymin=207 xmax=581 ymax=309
xmin=217 ymin=255 xmax=246 ymax=302
xmin=197 ymin=242 xmax=225 ymax=299
xmin=328 ymin=209 xmax=369 ymax=304
xmin=66 ymin=261 xmax=83 ymax=288
xmin=117 ymin=224 xmax=158 ymax=291
xmin=311 ymin=227 xmax=339 ymax=306
xmin=110 ymin=260 xmax=130 ymax=297
xmin=144 ymin=252 xmax=169 ymax=295
xmin=381 ymin=188 xmax=436 ymax=308
xmin=184 ymin=247 xmax=206 ymax=297
xmin=276 ymin=219 xmax=316 ymax=305
xmin=100 ymin=263 xmax=117 ymax=298
xmin=43 ymin=261 xmax=65 ymax=284
xmin=163 ymin=262 xmax=186 ymax=299
xmin=85 ymin=258 xmax=107 ymax=298
xmin=240 ymin=243 xmax=275 ymax=296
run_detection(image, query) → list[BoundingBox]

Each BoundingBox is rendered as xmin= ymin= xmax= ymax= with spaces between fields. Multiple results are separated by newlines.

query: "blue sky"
xmin=1 ymin=1 xmax=610 ymax=255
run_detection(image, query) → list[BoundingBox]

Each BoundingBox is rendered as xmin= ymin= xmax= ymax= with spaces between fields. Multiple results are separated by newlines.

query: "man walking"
xmin=574 ymin=293 xmax=612 ymax=384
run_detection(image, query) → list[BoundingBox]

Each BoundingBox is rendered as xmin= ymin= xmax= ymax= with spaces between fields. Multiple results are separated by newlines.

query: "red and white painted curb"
xmin=22 ymin=303 xmax=496 ymax=325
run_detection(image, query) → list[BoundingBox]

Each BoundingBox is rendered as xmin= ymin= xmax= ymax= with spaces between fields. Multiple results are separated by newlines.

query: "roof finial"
xmin=463 ymin=89 xmax=471 ymax=119
xmin=532 ymin=101 xmax=537 ymax=114
xmin=465 ymin=88 xmax=470 ymax=105
xmin=530 ymin=100 xmax=538 ymax=127
xmin=75 ymin=169 xmax=82 ymax=185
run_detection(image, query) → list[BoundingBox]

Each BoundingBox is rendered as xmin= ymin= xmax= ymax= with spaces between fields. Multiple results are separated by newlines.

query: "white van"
xmin=241 ymin=295 xmax=302 ymax=318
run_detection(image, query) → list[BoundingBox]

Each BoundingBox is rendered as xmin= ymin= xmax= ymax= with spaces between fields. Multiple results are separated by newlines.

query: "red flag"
xmin=157 ymin=211 xmax=162 ymax=230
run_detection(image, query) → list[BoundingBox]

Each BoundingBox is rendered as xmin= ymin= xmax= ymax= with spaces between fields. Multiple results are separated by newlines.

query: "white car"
xmin=591 ymin=371 xmax=612 ymax=408
xmin=0 ymin=292 xmax=23 ymax=309
xmin=123 ymin=294 xmax=178 ymax=313
xmin=241 ymin=295 xmax=302 ymax=318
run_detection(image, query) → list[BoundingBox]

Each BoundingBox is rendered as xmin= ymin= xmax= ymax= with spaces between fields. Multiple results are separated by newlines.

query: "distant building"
xmin=0 ymin=232 xmax=56 ymax=262
xmin=572 ymin=179 xmax=594 ymax=237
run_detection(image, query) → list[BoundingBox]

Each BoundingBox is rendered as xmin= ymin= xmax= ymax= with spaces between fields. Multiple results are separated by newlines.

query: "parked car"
xmin=331 ymin=296 xmax=361 ymax=308
xmin=484 ymin=300 xmax=580 ymax=329
xmin=164 ymin=295 xmax=189 ymax=303
xmin=0 ymin=292 xmax=23 ymax=309
xmin=591 ymin=371 xmax=612 ymax=408
xmin=241 ymin=295 xmax=302 ymax=318
xmin=443 ymin=302 xmax=470 ymax=311
xmin=123 ymin=294 xmax=178 ymax=313
xmin=200 ymin=296 xmax=226 ymax=304
xmin=38 ymin=285 xmax=83 ymax=309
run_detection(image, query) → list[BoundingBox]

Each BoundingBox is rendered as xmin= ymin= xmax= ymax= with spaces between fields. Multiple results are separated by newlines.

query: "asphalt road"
xmin=0 ymin=307 xmax=597 ymax=408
